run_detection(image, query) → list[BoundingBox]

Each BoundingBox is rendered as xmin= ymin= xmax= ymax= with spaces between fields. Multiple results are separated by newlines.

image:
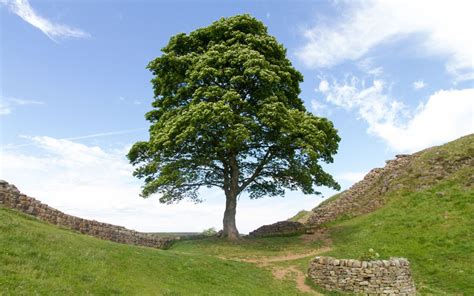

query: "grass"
xmin=287 ymin=192 xmax=346 ymax=224
xmin=2 ymin=135 xmax=472 ymax=295
xmin=317 ymin=192 xmax=345 ymax=208
xmin=169 ymin=235 xmax=323 ymax=260
xmin=0 ymin=207 xmax=311 ymax=295
xmin=322 ymin=167 xmax=474 ymax=295
xmin=287 ymin=210 xmax=310 ymax=223
xmin=301 ymin=135 xmax=474 ymax=295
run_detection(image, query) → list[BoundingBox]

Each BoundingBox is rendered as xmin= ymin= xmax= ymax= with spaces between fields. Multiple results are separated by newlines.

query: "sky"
xmin=1 ymin=0 xmax=473 ymax=233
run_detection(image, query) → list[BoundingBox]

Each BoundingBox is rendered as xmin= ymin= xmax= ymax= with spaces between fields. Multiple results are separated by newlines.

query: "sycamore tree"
xmin=128 ymin=15 xmax=340 ymax=240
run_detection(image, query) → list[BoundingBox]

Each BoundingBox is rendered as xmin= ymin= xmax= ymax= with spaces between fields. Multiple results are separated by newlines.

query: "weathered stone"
xmin=249 ymin=220 xmax=305 ymax=237
xmin=307 ymin=256 xmax=416 ymax=296
xmin=303 ymin=144 xmax=471 ymax=228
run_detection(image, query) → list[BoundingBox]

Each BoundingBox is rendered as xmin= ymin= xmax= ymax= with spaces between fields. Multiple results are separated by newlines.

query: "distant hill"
xmin=290 ymin=134 xmax=474 ymax=294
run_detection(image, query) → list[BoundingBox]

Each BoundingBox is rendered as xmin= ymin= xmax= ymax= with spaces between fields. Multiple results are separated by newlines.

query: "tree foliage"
xmin=128 ymin=15 xmax=340 ymax=236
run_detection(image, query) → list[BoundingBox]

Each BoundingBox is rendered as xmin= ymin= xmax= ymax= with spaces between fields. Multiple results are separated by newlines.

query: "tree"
xmin=128 ymin=14 xmax=340 ymax=240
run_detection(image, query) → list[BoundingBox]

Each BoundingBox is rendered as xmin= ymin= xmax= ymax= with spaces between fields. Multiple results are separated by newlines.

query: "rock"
xmin=249 ymin=220 xmax=305 ymax=237
xmin=307 ymin=256 xmax=416 ymax=296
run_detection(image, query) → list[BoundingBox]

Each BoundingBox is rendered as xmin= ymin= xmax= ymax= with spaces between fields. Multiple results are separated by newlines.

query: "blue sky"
xmin=1 ymin=0 xmax=473 ymax=233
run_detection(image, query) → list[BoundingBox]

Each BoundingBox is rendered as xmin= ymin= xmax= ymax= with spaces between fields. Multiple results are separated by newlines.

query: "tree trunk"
xmin=222 ymin=154 xmax=240 ymax=240
xmin=223 ymin=190 xmax=239 ymax=240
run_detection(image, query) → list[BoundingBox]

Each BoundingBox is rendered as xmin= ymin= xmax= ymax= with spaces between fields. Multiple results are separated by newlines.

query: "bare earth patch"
xmin=218 ymin=230 xmax=332 ymax=295
xmin=272 ymin=265 xmax=321 ymax=295
xmin=240 ymin=247 xmax=331 ymax=265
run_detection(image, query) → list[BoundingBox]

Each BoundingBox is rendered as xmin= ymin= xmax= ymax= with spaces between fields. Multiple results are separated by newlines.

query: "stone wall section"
xmin=249 ymin=220 xmax=305 ymax=237
xmin=308 ymin=256 xmax=416 ymax=295
xmin=306 ymin=135 xmax=474 ymax=228
xmin=0 ymin=180 xmax=173 ymax=249
xmin=305 ymin=154 xmax=414 ymax=226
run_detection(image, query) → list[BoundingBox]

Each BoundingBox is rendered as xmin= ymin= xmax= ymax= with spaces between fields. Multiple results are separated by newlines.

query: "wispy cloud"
xmin=4 ymin=128 xmax=146 ymax=149
xmin=311 ymin=100 xmax=331 ymax=116
xmin=118 ymin=96 xmax=142 ymax=106
xmin=1 ymin=0 xmax=90 ymax=41
xmin=413 ymin=80 xmax=426 ymax=90
xmin=0 ymin=96 xmax=44 ymax=116
xmin=296 ymin=0 xmax=474 ymax=81
xmin=358 ymin=58 xmax=383 ymax=77
xmin=0 ymin=104 xmax=12 ymax=116
xmin=318 ymin=77 xmax=474 ymax=152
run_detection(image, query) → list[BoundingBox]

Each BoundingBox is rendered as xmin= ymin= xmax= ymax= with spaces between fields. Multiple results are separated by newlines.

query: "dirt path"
xmin=273 ymin=266 xmax=319 ymax=295
xmin=213 ymin=230 xmax=332 ymax=295
xmin=218 ymin=231 xmax=332 ymax=295
xmin=240 ymin=247 xmax=331 ymax=265
xmin=239 ymin=247 xmax=329 ymax=295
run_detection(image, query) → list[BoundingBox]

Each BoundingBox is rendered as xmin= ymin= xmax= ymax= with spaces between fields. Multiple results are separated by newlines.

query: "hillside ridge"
xmin=302 ymin=134 xmax=473 ymax=226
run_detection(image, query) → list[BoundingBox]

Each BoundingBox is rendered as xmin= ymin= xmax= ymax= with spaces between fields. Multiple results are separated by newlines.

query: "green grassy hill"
xmin=324 ymin=162 xmax=473 ymax=294
xmin=295 ymin=135 xmax=474 ymax=294
xmin=0 ymin=208 xmax=310 ymax=295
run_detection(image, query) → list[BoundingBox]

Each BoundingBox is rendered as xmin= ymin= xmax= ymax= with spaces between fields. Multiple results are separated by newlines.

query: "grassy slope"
xmin=170 ymin=236 xmax=322 ymax=260
xmin=287 ymin=210 xmax=310 ymax=223
xmin=320 ymin=136 xmax=474 ymax=295
xmin=288 ymin=192 xmax=345 ymax=224
xmin=324 ymin=171 xmax=473 ymax=295
xmin=0 ymin=208 xmax=307 ymax=295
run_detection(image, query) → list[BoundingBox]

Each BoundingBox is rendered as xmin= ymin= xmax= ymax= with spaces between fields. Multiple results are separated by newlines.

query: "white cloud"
xmin=372 ymin=89 xmax=474 ymax=152
xmin=319 ymin=78 xmax=474 ymax=152
xmin=338 ymin=171 xmax=366 ymax=184
xmin=318 ymin=79 xmax=330 ymax=92
xmin=0 ymin=96 xmax=44 ymax=116
xmin=311 ymin=100 xmax=331 ymax=116
xmin=1 ymin=0 xmax=90 ymax=41
xmin=9 ymin=98 xmax=44 ymax=105
xmin=118 ymin=96 xmax=143 ymax=106
xmin=297 ymin=0 xmax=474 ymax=81
xmin=0 ymin=136 xmax=324 ymax=233
xmin=0 ymin=104 xmax=12 ymax=115
xmin=4 ymin=128 xmax=146 ymax=149
xmin=413 ymin=80 xmax=426 ymax=90
xmin=320 ymin=77 xmax=409 ymax=125
xmin=358 ymin=58 xmax=383 ymax=77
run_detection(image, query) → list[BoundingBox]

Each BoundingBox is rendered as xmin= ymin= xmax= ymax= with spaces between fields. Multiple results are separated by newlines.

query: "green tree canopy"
xmin=128 ymin=14 xmax=340 ymax=239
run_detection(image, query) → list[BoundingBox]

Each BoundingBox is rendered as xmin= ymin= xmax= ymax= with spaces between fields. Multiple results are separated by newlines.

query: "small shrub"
xmin=201 ymin=227 xmax=217 ymax=237
xmin=358 ymin=248 xmax=380 ymax=261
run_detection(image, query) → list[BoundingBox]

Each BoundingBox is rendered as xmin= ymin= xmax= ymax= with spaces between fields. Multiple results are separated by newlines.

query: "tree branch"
xmin=176 ymin=182 xmax=223 ymax=189
xmin=238 ymin=147 xmax=274 ymax=192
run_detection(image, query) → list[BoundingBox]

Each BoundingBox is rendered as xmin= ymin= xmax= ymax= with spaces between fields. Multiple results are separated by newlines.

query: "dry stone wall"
xmin=308 ymin=256 xmax=416 ymax=295
xmin=305 ymin=154 xmax=414 ymax=226
xmin=0 ymin=180 xmax=173 ymax=249
xmin=249 ymin=220 xmax=305 ymax=237
xmin=306 ymin=135 xmax=474 ymax=228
